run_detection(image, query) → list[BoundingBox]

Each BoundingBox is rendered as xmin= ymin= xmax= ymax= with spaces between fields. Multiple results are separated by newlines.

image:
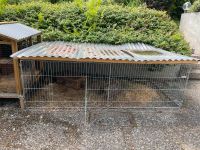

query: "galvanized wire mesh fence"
xmin=20 ymin=60 xmax=192 ymax=110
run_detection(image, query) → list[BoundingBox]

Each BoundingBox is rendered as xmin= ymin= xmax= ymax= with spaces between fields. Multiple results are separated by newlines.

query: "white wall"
xmin=180 ymin=12 xmax=200 ymax=55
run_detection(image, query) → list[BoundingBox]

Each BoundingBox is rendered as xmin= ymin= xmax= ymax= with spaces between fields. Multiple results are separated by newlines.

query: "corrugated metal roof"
xmin=0 ymin=23 xmax=41 ymax=41
xmin=11 ymin=42 xmax=199 ymax=63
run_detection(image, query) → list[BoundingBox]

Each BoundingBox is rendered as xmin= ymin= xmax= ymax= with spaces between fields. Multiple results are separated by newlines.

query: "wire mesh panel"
xmin=20 ymin=60 xmax=192 ymax=110
xmin=86 ymin=63 xmax=190 ymax=108
xmin=20 ymin=60 xmax=87 ymax=109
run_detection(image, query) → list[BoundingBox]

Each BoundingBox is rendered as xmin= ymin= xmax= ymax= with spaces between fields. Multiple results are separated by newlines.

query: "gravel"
xmin=0 ymin=80 xmax=200 ymax=150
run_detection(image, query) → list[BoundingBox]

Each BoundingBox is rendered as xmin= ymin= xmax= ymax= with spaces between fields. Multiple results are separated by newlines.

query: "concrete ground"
xmin=0 ymin=80 xmax=200 ymax=150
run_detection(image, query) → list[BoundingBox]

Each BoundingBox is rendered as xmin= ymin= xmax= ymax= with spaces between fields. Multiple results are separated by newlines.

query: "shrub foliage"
xmin=0 ymin=2 xmax=191 ymax=55
xmin=107 ymin=0 xmax=195 ymax=19
xmin=190 ymin=0 xmax=200 ymax=12
xmin=144 ymin=0 xmax=196 ymax=19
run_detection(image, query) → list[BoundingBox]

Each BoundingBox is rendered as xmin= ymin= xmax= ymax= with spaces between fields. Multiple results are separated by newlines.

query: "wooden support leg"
xmin=19 ymin=97 xmax=25 ymax=110
xmin=12 ymin=42 xmax=23 ymax=110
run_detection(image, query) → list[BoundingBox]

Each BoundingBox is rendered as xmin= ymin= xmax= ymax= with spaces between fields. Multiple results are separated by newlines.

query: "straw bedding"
xmin=0 ymin=75 xmax=16 ymax=93
xmin=28 ymin=78 xmax=161 ymax=108
xmin=88 ymin=82 xmax=160 ymax=107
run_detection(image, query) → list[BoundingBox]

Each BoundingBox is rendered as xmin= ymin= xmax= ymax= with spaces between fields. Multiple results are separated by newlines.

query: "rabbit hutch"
xmin=0 ymin=22 xmax=41 ymax=109
xmin=11 ymin=42 xmax=198 ymax=113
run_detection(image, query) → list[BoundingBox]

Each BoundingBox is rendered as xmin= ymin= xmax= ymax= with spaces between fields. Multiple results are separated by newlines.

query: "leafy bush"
xmin=4 ymin=0 xmax=195 ymax=18
xmin=111 ymin=0 xmax=144 ymax=7
xmin=5 ymin=0 xmax=72 ymax=4
xmin=190 ymin=0 xmax=200 ymax=12
xmin=112 ymin=0 xmax=195 ymax=19
xmin=0 ymin=0 xmax=7 ymax=14
xmin=144 ymin=0 xmax=172 ymax=11
xmin=144 ymin=0 xmax=196 ymax=19
xmin=0 ymin=2 xmax=191 ymax=55
xmin=6 ymin=0 xmax=39 ymax=4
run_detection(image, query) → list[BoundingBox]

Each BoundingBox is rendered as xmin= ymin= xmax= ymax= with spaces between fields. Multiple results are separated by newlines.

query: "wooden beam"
xmin=0 ymin=41 xmax=12 ymax=45
xmin=37 ymin=35 xmax=42 ymax=43
xmin=14 ymin=56 xmax=199 ymax=65
xmin=11 ymin=41 xmax=24 ymax=109
xmin=0 ymin=34 xmax=18 ymax=42
xmin=0 ymin=36 xmax=13 ymax=42
xmin=0 ymin=93 xmax=19 ymax=98
xmin=28 ymin=37 xmax=33 ymax=46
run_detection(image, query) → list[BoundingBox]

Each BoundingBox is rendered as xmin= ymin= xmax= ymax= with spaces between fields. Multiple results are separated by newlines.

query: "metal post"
xmin=107 ymin=63 xmax=112 ymax=106
xmin=84 ymin=63 xmax=88 ymax=124
xmin=19 ymin=60 xmax=25 ymax=109
xmin=185 ymin=64 xmax=192 ymax=89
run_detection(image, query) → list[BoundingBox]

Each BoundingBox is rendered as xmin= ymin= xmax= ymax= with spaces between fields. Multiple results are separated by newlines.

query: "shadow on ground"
xmin=0 ymin=80 xmax=200 ymax=150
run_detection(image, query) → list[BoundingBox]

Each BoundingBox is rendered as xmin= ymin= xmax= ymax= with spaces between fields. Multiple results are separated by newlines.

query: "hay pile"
xmin=29 ymin=78 xmax=161 ymax=108
xmin=119 ymin=84 xmax=160 ymax=105
xmin=30 ymin=82 xmax=85 ymax=108
xmin=88 ymin=81 xmax=160 ymax=107
xmin=0 ymin=75 xmax=16 ymax=93
xmin=50 ymin=83 xmax=85 ymax=101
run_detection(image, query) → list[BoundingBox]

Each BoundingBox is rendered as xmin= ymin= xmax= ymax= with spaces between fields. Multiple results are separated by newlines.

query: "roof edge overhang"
xmin=0 ymin=32 xmax=42 ymax=42
xmin=0 ymin=21 xmax=18 ymax=25
xmin=13 ymin=56 xmax=199 ymax=64
xmin=0 ymin=21 xmax=42 ymax=42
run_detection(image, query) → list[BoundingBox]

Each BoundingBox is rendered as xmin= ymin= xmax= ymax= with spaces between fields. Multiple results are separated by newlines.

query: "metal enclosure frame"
xmin=10 ymin=41 xmax=199 ymax=112
xmin=20 ymin=60 xmax=193 ymax=114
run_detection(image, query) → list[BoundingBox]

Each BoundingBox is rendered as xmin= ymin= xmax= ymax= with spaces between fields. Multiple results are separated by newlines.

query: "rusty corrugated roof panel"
xmin=0 ymin=23 xmax=41 ymax=41
xmin=11 ymin=42 xmax=199 ymax=63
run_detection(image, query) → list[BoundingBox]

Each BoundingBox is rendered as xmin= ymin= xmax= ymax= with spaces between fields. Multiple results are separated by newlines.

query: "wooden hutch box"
xmin=0 ymin=22 xmax=41 ymax=109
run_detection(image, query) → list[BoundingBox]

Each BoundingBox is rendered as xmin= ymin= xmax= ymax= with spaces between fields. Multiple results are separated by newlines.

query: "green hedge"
xmin=144 ymin=0 xmax=195 ymax=19
xmin=5 ymin=0 xmax=73 ymax=4
xmin=190 ymin=0 xmax=200 ymax=12
xmin=0 ymin=2 xmax=191 ymax=55
xmin=105 ymin=0 xmax=195 ymax=19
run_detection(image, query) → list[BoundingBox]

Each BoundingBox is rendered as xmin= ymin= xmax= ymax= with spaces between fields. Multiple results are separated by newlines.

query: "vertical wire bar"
xmin=47 ymin=61 xmax=50 ymax=107
xmin=20 ymin=60 xmax=25 ymax=106
xmin=84 ymin=63 xmax=88 ymax=124
xmin=107 ymin=63 xmax=112 ymax=106
xmin=37 ymin=60 xmax=40 ymax=107
xmin=50 ymin=61 xmax=53 ymax=107
xmin=185 ymin=64 xmax=192 ymax=89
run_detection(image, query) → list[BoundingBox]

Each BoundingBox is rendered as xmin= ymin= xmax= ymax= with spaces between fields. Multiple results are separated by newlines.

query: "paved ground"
xmin=0 ymin=80 xmax=200 ymax=150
